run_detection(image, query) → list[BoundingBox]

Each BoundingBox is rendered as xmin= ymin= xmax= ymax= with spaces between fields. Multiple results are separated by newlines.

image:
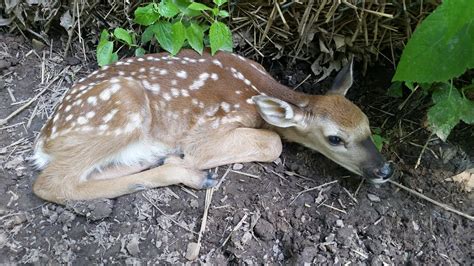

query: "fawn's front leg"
xmin=183 ymin=127 xmax=283 ymax=170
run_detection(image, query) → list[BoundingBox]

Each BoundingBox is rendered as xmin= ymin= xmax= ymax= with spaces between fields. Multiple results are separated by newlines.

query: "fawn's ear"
xmin=327 ymin=58 xmax=354 ymax=96
xmin=252 ymin=95 xmax=304 ymax=128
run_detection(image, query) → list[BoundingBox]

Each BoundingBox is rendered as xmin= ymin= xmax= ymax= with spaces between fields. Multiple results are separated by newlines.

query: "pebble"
xmin=336 ymin=219 xmax=344 ymax=228
xmin=126 ymin=235 xmax=140 ymax=257
xmin=233 ymin=163 xmax=244 ymax=170
xmin=367 ymin=193 xmax=381 ymax=202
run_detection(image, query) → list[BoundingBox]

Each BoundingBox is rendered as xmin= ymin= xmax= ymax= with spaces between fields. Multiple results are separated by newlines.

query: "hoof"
xmin=202 ymin=172 xmax=218 ymax=189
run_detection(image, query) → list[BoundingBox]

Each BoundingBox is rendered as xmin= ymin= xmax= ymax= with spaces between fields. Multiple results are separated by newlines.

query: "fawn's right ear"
xmin=252 ymin=95 xmax=304 ymax=128
xmin=326 ymin=58 xmax=353 ymax=97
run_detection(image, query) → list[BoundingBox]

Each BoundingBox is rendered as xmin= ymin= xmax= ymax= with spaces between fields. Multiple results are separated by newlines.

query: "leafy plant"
xmin=96 ymin=0 xmax=232 ymax=66
xmin=392 ymin=0 xmax=474 ymax=141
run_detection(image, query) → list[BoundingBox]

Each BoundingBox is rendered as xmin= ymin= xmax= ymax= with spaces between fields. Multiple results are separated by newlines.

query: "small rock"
xmin=233 ymin=163 xmax=244 ymax=170
xmin=126 ymin=235 xmax=140 ymax=257
xmin=185 ymin=242 xmax=200 ymax=261
xmin=412 ymin=221 xmax=419 ymax=231
xmin=241 ymin=231 xmax=253 ymax=244
xmin=189 ymin=199 xmax=199 ymax=208
xmin=254 ymin=219 xmax=275 ymax=241
xmin=367 ymin=193 xmax=381 ymax=202
xmin=336 ymin=219 xmax=344 ymax=228
xmin=325 ymin=233 xmax=335 ymax=242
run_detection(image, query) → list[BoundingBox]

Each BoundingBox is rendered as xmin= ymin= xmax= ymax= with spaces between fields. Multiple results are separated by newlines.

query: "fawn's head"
xmin=253 ymin=60 xmax=393 ymax=183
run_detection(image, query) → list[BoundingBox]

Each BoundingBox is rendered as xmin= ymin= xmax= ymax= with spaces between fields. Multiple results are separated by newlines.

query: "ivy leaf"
xmin=171 ymin=21 xmax=186 ymax=55
xmin=393 ymin=0 xmax=474 ymax=83
xmin=157 ymin=0 xmax=180 ymax=18
xmin=186 ymin=23 xmax=204 ymax=54
xmin=187 ymin=2 xmax=212 ymax=11
xmin=135 ymin=47 xmax=146 ymax=57
xmin=209 ymin=21 xmax=233 ymax=55
xmin=134 ymin=3 xmax=160 ymax=26
xmin=97 ymin=41 xmax=114 ymax=67
xmin=113 ymin=28 xmax=132 ymax=45
xmin=213 ymin=0 xmax=228 ymax=7
xmin=427 ymin=86 xmax=466 ymax=141
xmin=154 ymin=21 xmax=173 ymax=54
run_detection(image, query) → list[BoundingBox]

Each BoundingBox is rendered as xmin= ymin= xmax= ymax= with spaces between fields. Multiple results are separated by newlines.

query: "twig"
xmin=220 ymin=213 xmax=248 ymax=248
xmin=342 ymin=187 xmax=358 ymax=203
xmin=321 ymin=203 xmax=347 ymax=214
xmin=290 ymin=180 xmax=338 ymax=205
xmin=388 ymin=180 xmax=473 ymax=221
xmin=230 ymin=169 xmax=261 ymax=179
xmin=143 ymin=194 xmax=198 ymax=235
xmin=414 ymin=133 xmax=434 ymax=169
xmin=187 ymin=187 xmax=215 ymax=260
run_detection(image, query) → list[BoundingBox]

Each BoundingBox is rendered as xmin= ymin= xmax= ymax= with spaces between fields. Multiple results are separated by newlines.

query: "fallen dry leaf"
xmin=450 ymin=169 xmax=474 ymax=192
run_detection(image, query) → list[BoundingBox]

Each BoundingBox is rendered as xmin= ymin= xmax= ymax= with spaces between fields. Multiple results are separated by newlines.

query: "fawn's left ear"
xmin=252 ymin=95 xmax=304 ymax=128
xmin=327 ymin=58 xmax=354 ymax=96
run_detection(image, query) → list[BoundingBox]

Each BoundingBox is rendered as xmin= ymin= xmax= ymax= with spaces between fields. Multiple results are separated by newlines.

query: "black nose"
xmin=374 ymin=162 xmax=393 ymax=179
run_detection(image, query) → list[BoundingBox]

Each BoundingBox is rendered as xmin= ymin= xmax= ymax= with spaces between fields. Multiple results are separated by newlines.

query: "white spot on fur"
xmin=211 ymin=73 xmax=219 ymax=80
xmin=100 ymin=89 xmax=111 ymax=101
xmin=212 ymin=59 xmax=223 ymax=68
xmin=65 ymin=105 xmax=72 ymax=112
xmin=176 ymin=70 xmax=187 ymax=79
xmin=180 ymin=89 xmax=189 ymax=97
xmin=246 ymin=98 xmax=255 ymax=104
xmin=220 ymin=102 xmax=231 ymax=113
xmin=235 ymin=90 xmax=242 ymax=95
xmin=162 ymin=92 xmax=172 ymax=101
xmin=171 ymin=79 xmax=177 ymax=86
xmin=159 ymin=69 xmax=168 ymax=75
xmin=65 ymin=114 xmax=73 ymax=121
xmin=86 ymin=111 xmax=95 ymax=119
xmin=103 ymin=109 xmax=118 ymax=123
xmin=77 ymin=116 xmax=88 ymax=125
xmin=189 ymin=72 xmax=210 ymax=91
xmin=170 ymin=88 xmax=180 ymax=97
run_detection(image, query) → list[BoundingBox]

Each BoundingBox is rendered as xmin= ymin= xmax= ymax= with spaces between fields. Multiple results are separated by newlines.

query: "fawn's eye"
xmin=327 ymin=136 xmax=344 ymax=146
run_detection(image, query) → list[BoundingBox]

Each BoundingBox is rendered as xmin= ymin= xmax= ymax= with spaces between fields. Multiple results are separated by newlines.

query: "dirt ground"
xmin=0 ymin=34 xmax=472 ymax=264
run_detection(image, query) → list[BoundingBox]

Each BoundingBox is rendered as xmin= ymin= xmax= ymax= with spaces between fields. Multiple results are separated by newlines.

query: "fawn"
xmin=32 ymin=50 xmax=393 ymax=204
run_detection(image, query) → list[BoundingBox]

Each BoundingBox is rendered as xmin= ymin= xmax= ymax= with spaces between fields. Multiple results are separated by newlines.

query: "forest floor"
xmin=0 ymin=34 xmax=472 ymax=264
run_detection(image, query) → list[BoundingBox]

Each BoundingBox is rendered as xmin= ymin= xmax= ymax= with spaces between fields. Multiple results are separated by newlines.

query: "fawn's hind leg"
xmin=33 ymin=156 xmax=215 ymax=205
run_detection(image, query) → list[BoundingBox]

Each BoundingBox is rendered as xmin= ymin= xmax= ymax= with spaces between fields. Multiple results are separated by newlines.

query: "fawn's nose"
xmin=373 ymin=162 xmax=393 ymax=180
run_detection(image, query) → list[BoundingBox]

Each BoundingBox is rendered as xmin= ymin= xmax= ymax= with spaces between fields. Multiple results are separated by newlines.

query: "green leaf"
xmin=187 ymin=2 xmax=211 ymax=11
xmin=114 ymin=27 xmax=132 ymax=45
xmin=135 ymin=47 xmax=146 ymax=57
xmin=141 ymin=24 xmax=157 ymax=44
xmin=154 ymin=21 xmax=174 ymax=54
xmin=387 ymin=82 xmax=403 ymax=98
xmin=371 ymin=134 xmax=386 ymax=152
xmin=218 ymin=10 xmax=229 ymax=18
xmin=175 ymin=0 xmax=201 ymax=17
xmin=98 ymin=29 xmax=110 ymax=47
xmin=213 ymin=0 xmax=227 ymax=7
xmin=134 ymin=3 xmax=160 ymax=26
xmin=171 ymin=21 xmax=186 ymax=55
xmin=393 ymin=0 xmax=474 ymax=83
xmin=157 ymin=0 xmax=180 ymax=18
xmin=111 ymin=52 xmax=118 ymax=64
xmin=97 ymin=41 xmax=114 ymax=67
xmin=186 ymin=23 xmax=204 ymax=54
xmin=427 ymin=86 xmax=466 ymax=141
xmin=209 ymin=21 xmax=233 ymax=55
xmin=460 ymin=95 xmax=474 ymax=124
xmin=212 ymin=7 xmax=219 ymax=16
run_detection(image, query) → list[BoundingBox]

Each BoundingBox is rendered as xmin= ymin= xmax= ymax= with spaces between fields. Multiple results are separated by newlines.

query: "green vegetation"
xmin=393 ymin=0 xmax=474 ymax=141
xmin=96 ymin=0 xmax=232 ymax=66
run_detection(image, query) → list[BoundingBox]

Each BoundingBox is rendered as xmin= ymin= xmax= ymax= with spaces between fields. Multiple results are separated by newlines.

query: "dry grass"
xmin=1 ymin=0 xmax=439 ymax=67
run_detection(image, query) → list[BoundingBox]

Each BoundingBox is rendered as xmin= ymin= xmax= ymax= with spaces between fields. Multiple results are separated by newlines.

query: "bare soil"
xmin=1 ymin=34 xmax=472 ymax=264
